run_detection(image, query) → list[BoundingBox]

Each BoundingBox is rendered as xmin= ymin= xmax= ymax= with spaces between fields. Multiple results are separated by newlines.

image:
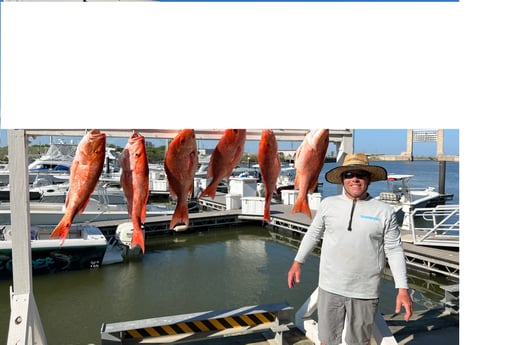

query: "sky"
xmin=0 ymin=2 xmax=507 ymax=342
xmin=0 ymin=128 xmax=459 ymax=156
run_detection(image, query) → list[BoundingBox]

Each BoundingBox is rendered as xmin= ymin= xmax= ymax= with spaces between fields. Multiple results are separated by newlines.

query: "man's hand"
xmin=287 ymin=261 xmax=302 ymax=288
xmin=395 ymin=288 xmax=413 ymax=321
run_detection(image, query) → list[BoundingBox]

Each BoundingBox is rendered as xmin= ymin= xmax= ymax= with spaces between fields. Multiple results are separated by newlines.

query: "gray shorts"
xmin=317 ymin=287 xmax=379 ymax=345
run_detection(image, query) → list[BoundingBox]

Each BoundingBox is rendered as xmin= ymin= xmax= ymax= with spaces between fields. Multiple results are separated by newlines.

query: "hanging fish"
xmin=120 ymin=131 xmax=149 ymax=253
xmin=292 ymin=129 xmax=329 ymax=218
xmin=198 ymin=129 xmax=246 ymax=199
xmin=50 ymin=129 xmax=106 ymax=243
xmin=164 ymin=129 xmax=199 ymax=230
xmin=258 ymin=129 xmax=281 ymax=224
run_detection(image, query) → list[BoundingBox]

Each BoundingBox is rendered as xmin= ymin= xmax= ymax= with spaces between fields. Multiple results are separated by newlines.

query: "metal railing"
xmin=408 ymin=204 xmax=459 ymax=247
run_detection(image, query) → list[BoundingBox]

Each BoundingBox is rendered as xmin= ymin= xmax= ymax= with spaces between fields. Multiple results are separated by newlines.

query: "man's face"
xmin=342 ymin=170 xmax=371 ymax=199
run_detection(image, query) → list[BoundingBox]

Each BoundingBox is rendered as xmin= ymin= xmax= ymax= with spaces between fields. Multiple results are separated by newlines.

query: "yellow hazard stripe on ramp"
xmin=122 ymin=311 xmax=277 ymax=339
xmin=194 ymin=320 xmax=211 ymax=332
xmin=208 ymin=318 xmax=226 ymax=330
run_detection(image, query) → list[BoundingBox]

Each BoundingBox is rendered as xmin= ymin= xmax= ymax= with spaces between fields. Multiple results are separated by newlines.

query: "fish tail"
xmin=263 ymin=194 xmax=272 ymax=223
xmin=198 ymin=182 xmax=217 ymax=199
xmin=170 ymin=202 xmax=189 ymax=230
xmin=130 ymin=221 xmax=145 ymax=253
xmin=50 ymin=215 xmax=72 ymax=243
xmin=292 ymin=193 xmax=312 ymax=218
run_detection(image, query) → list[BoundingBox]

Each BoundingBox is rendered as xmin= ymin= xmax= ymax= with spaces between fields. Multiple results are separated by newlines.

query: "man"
xmin=287 ymin=153 xmax=413 ymax=345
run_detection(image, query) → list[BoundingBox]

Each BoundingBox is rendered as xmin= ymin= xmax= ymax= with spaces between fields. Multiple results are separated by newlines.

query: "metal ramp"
xmin=101 ymin=302 xmax=293 ymax=345
xmin=409 ymin=204 xmax=459 ymax=247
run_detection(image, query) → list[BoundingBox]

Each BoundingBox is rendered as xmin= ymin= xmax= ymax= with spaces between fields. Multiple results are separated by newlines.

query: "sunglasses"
xmin=343 ymin=171 xmax=370 ymax=179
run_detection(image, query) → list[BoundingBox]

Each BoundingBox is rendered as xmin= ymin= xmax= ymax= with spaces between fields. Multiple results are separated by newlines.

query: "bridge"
xmin=367 ymin=129 xmax=459 ymax=162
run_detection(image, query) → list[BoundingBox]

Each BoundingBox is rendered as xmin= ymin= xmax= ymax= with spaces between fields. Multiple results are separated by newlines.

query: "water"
xmin=320 ymin=160 xmax=459 ymax=205
xmin=0 ymin=160 xmax=459 ymax=344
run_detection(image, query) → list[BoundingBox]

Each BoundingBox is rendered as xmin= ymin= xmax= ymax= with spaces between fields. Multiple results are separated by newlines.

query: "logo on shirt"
xmin=360 ymin=215 xmax=381 ymax=222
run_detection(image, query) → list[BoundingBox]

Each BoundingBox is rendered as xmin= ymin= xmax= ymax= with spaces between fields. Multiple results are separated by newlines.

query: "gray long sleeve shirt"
xmin=294 ymin=194 xmax=409 ymax=299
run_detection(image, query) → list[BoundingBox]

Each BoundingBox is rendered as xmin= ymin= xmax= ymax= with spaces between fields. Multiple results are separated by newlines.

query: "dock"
xmin=115 ymin=312 xmax=458 ymax=345
xmin=196 ymin=194 xmax=459 ymax=280
xmin=90 ymin=193 xmax=459 ymax=280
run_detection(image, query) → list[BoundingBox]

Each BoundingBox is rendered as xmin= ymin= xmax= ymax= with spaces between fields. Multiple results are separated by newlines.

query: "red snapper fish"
xmin=50 ymin=129 xmax=106 ymax=242
xmin=292 ymin=129 xmax=329 ymax=218
xmin=164 ymin=129 xmax=198 ymax=230
xmin=120 ymin=131 xmax=149 ymax=253
xmin=258 ymin=129 xmax=281 ymax=224
xmin=198 ymin=129 xmax=247 ymax=199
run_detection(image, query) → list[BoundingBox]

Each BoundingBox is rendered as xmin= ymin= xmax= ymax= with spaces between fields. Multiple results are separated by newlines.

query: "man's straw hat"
xmin=325 ymin=153 xmax=387 ymax=185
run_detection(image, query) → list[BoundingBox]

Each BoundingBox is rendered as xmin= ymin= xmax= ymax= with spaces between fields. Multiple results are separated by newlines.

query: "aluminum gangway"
xmin=408 ymin=204 xmax=459 ymax=247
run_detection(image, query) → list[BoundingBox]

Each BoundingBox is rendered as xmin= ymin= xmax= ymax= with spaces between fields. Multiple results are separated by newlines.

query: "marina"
xmin=147 ymin=193 xmax=461 ymax=279
xmin=86 ymin=192 xmax=460 ymax=281
xmin=2 ymin=129 xmax=459 ymax=345
xmin=216 ymin=196 xmax=460 ymax=281
xmin=1 ymin=224 xmax=459 ymax=345
xmin=0 ymin=190 xmax=174 ymax=226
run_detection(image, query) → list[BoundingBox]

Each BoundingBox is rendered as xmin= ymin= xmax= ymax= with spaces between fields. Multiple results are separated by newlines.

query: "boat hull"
xmin=0 ymin=225 xmax=108 ymax=278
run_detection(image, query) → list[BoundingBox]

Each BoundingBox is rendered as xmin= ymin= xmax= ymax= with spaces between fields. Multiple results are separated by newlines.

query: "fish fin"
xmin=140 ymin=205 xmax=147 ymax=223
xmin=50 ymin=216 xmax=72 ymax=243
xmin=125 ymin=199 xmax=133 ymax=217
xmin=74 ymin=196 xmax=92 ymax=215
xmin=263 ymin=194 xmax=272 ymax=223
xmin=140 ymin=192 xmax=149 ymax=223
xmin=198 ymin=182 xmax=217 ymax=199
xmin=294 ymin=174 xmax=300 ymax=189
xmin=309 ymin=178 xmax=319 ymax=194
xmin=170 ymin=201 xmax=189 ymax=230
xmin=263 ymin=210 xmax=271 ymax=223
xmin=292 ymin=193 xmax=312 ymax=218
xmin=130 ymin=222 xmax=145 ymax=253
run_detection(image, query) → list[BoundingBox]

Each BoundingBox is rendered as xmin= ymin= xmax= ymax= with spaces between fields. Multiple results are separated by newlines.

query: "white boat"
xmin=0 ymin=141 xmax=120 ymax=188
xmin=194 ymin=151 xmax=212 ymax=179
xmin=247 ymin=164 xmax=300 ymax=199
xmin=0 ymin=224 xmax=111 ymax=277
xmin=376 ymin=174 xmax=447 ymax=229
xmin=276 ymin=164 xmax=296 ymax=193
xmin=0 ymin=184 xmax=174 ymax=226
xmin=112 ymin=221 xmax=144 ymax=258
xmin=36 ymin=182 xmax=126 ymax=204
xmin=1 ymin=141 xmax=75 ymax=186
xmin=27 ymin=141 xmax=76 ymax=172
